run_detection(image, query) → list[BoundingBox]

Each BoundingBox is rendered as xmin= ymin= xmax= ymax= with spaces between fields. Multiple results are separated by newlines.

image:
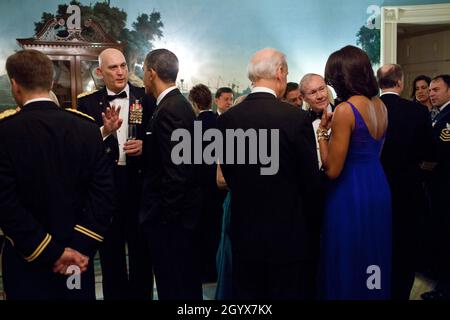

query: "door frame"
xmin=381 ymin=3 xmax=450 ymax=65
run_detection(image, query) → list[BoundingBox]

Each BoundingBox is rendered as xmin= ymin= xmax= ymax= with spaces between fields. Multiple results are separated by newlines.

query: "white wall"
xmin=398 ymin=28 xmax=450 ymax=98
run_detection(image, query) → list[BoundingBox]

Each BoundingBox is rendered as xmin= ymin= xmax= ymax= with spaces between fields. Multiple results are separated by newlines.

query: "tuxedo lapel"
xmin=153 ymin=88 xmax=181 ymax=119
xmin=97 ymin=87 xmax=109 ymax=113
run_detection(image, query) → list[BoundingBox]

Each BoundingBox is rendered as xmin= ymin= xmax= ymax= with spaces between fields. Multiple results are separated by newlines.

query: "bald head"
xmin=97 ymin=48 xmax=128 ymax=93
xmin=98 ymin=48 xmax=125 ymax=68
xmin=377 ymin=64 xmax=403 ymax=92
xmin=379 ymin=64 xmax=393 ymax=74
xmin=248 ymin=48 xmax=287 ymax=82
xmin=247 ymin=48 xmax=288 ymax=97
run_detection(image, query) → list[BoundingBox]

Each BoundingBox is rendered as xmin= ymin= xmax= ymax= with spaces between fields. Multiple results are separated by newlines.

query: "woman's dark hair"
xmin=411 ymin=75 xmax=431 ymax=99
xmin=324 ymin=45 xmax=378 ymax=101
xmin=189 ymin=84 xmax=212 ymax=111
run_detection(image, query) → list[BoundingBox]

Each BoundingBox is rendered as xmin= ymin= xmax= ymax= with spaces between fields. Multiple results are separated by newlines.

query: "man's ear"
xmin=95 ymin=67 xmax=103 ymax=78
xmin=149 ymin=68 xmax=157 ymax=80
xmin=10 ymin=78 xmax=22 ymax=105
xmin=10 ymin=78 xmax=19 ymax=92
xmin=275 ymin=66 xmax=283 ymax=81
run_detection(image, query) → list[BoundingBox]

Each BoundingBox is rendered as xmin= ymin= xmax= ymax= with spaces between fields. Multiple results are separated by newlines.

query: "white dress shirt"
xmin=156 ymin=86 xmax=178 ymax=106
xmin=106 ymin=85 xmax=130 ymax=166
xmin=251 ymin=86 xmax=277 ymax=97
xmin=313 ymin=104 xmax=333 ymax=169
xmin=23 ymin=98 xmax=53 ymax=106
xmin=439 ymin=100 xmax=450 ymax=112
xmin=380 ymin=91 xmax=400 ymax=97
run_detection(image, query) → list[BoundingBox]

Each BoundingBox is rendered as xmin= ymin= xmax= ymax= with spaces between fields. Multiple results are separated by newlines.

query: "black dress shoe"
xmin=421 ymin=290 xmax=449 ymax=300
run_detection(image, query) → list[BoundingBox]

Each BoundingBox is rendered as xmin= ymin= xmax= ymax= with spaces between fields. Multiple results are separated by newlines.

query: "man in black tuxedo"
xmin=189 ymin=84 xmax=227 ymax=283
xmin=300 ymin=74 xmax=334 ymax=121
xmin=377 ymin=64 xmax=433 ymax=300
xmin=299 ymin=74 xmax=335 ymax=168
xmin=140 ymin=49 xmax=202 ymax=300
xmin=217 ymin=48 xmax=320 ymax=299
xmin=298 ymin=73 xmax=335 ymax=274
xmin=0 ymin=49 xmax=114 ymax=299
xmin=77 ymin=48 xmax=154 ymax=300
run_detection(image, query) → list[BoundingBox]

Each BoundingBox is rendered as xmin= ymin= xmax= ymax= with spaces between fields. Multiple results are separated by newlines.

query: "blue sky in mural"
xmin=0 ymin=0 xmax=443 ymax=90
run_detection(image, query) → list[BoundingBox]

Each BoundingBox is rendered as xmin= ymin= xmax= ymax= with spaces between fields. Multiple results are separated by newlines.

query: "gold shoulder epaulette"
xmin=77 ymin=89 xmax=99 ymax=99
xmin=64 ymin=108 xmax=95 ymax=122
xmin=0 ymin=108 xmax=18 ymax=121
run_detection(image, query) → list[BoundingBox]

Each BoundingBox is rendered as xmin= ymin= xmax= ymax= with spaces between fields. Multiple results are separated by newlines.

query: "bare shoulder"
xmin=333 ymin=101 xmax=355 ymax=123
xmin=372 ymin=96 xmax=386 ymax=110
xmin=371 ymin=97 xmax=388 ymax=120
xmin=372 ymin=97 xmax=389 ymax=130
xmin=334 ymin=101 xmax=353 ymax=114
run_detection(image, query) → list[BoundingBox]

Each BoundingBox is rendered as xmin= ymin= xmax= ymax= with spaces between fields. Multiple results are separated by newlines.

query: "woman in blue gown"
xmin=215 ymin=163 xmax=232 ymax=300
xmin=317 ymin=45 xmax=391 ymax=299
xmin=215 ymin=192 xmax=232 ymax=300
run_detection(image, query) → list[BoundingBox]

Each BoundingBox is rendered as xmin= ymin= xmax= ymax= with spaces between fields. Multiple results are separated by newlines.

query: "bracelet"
xmin=316 ymin=127 xmax=329 ymax=141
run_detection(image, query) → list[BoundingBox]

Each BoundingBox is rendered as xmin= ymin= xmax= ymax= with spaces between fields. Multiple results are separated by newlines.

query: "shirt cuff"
xmin=100 ymin=126 xmax=111 ymax=140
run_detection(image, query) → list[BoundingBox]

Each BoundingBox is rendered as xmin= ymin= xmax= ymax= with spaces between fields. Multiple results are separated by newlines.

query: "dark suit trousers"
xmin=232 ymin=254 xmax=316 ymax=300
xmin=144 ymin=221 xmax=203 ymax=300
xmin=195 ymin=187 xmax=227 ymax=283
xmin=429 ymin=180 xmax=450 ymax=286
xmin=99 ymin=165 xmax=153 ymax=300
xmin=2 ymin=241 xmax=95 ymax=300
xmin=389 ymin=177 xmax=426 ymax=300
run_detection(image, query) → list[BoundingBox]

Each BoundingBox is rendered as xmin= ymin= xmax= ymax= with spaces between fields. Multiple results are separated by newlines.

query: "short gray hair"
xmin=299 ymin=73 xmax=323 ymax=94
xmin=247 ymin=48 xmax=287 ymax=83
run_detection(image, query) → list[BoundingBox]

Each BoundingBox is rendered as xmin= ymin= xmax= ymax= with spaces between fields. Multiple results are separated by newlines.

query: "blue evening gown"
xmin=319 ymin=101 xmax=392 ymax=300
xmin=215 ymin=192 xmax=232 ymax=300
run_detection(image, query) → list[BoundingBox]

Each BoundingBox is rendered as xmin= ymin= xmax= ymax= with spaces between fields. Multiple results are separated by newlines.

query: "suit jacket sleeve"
xmin=420 ymin=108 xmax=435 ymax=162
xmin=138 ymin=94 xmax=156 ymax=141
xmin=295 ymin=111 xmax=321 ymax=195
xmin=69 ymin=128 xmax=115 ymax=258
xmin=0 ymin=147 xmax=64 ymax=265
xmin=216 ymin=114 xmax=229 ymax=187
xmin=155 ymin=103 xmax=195 ymax=219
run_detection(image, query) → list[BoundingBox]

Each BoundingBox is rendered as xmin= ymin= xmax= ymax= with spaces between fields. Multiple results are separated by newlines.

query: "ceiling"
xmin=397 ymin=23 xmax=450 ymax=39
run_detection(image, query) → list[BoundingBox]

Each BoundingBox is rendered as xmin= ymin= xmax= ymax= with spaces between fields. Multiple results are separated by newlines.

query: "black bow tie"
xmin=309 ymin=110 xmax=323 ymax=121
xmin=106 ymin=91 xmax=127 ymax=101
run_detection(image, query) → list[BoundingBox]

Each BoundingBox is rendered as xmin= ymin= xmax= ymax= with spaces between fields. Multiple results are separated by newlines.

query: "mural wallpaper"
xmin=0 ymin=0 xmax=445 ymax=109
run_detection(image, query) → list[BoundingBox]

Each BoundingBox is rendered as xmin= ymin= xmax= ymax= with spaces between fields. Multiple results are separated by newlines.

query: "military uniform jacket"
xmin=76 ymin=83 xmax=155 ymax=169
xmin=432 ymin=103 xmax=450 ymax=193
xmin=0 ymin=101 xmax=114 ymax=266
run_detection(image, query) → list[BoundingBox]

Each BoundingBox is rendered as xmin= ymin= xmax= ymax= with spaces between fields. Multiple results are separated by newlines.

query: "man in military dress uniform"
xmin=0 ymin=49 xmax=114 ymax=299
xmin=77 ymin=48 xmax=155 ymax=299
xmin=422 ymin=74 xmax=450 ymax=300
